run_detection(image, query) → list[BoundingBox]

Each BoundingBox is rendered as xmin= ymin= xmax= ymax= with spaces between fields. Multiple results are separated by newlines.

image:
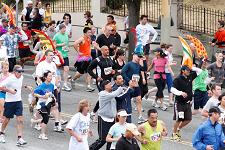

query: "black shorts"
xmin=4 ymin=101 xmax=23 ymax=118
xmin=74 ymin=60 xmax=91 ymax=74
xmin=143 ymin=44 xmax=150 ymax=55
xmin=19 ymin=48 xmax=32 ymax=58
xmin=194 ymin=90 xmax=209 ymax=110
xmin=173 ymin=102 xmax=192 ymax=121
xmin=8 ymin=57 xmax=16 ymax=72
xmin=63 ymin=57 xmax=69 ymax=66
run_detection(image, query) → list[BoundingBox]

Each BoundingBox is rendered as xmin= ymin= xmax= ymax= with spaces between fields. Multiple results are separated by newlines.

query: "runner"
xmin=171 ymin=65 xmax=197 ymax=141
xmin=115 ymin=123 xmax=140 ymax=150
xmin=56 ymin=13 xmax=72 ymax=38
xmin=33 ymin=71 xmax=55 ymax=140
xmin=72 ymin=27 xmax=95 ymax=92
xmin=210 ymin=20 xmax=225 ymax=49
xmin=106 ymin=110 xmax=128 ymax=150
xmin=148 ymin=47 xmax=174 ymax=111
xmin=84 ymin=11 xmax=93 ymax=27
xmin=121 ymin=51 xmax=147 ymax=123
xmin=0 ymin=65 xmax=27 ymax=146
xmin=46 ymin=20 xmax=56 ymax=39
xmin=192 ymin=107 xmax=225 ymax=150
xmin=89 ymin=80 xmax=124 ymax=150
xmin=113 ymin=49 xmax=126 ymax=73
xmin=202 ymin=84 xmax=222 ymax=117
xmin=66 ymin=99 xmax=92 ymax=150
xmin=138 ymin=109 xmax=168 ymax=150
xmin=53 ymin=24 xmax=71 ymax=91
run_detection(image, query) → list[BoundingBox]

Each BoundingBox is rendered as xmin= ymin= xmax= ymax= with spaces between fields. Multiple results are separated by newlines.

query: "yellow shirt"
xmin=141 ymin=120 xmax=163 ymax=150
xmin=44 ymin=10 xmax=52 ymax=24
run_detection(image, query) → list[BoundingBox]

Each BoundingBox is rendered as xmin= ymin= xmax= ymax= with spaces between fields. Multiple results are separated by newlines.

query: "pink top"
xmin=152 ymin=57 xmax=168 ymax=79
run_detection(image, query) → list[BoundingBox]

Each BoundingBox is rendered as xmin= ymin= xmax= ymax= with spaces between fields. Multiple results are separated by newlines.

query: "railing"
xmin=101 ymin=0 xmax=161 ymax=23
xmin=177 ymin=3 xmax=225 ymax=35
xmin=50 ymin=0 xmax=91 ymax=13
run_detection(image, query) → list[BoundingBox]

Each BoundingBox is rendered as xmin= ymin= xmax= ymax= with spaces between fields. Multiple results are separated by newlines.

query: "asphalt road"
xmin=0 ymin=64 xmax=204 ymax=150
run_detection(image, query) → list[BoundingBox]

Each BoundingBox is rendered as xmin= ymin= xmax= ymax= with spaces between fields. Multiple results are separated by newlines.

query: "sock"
xmin=55 ymin=122 xmax=59 ymax=126
xmin=18 ymin=136 xmax=21 ymax=139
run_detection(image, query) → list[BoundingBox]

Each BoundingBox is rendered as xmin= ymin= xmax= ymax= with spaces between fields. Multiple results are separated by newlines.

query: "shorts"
xmin=0 ymin=91 xmax=6 ymax=99
xmin=166 ymin=73 xmax=173 ymax=93
xmin=74 ymin=60 xmax=91 ymax=74
xmin=154 ymin=78 xmax=166 ymax=98
xmin=173 ymin=102 xmax=192 ymax=121
xmin=143 ymin=44 xmax=150 ymax=55
xmin=63 ymin=57 xmax=69 ymax=66
xmin=193 ymin=90 xmax=209 ymax=110
xmin=3 ymin=101 xmax=23 ymax=118
xmin=19 ymin=48 xmax=32 ymax=58
xmin=8 ymin=57 xmax=16 ymax=72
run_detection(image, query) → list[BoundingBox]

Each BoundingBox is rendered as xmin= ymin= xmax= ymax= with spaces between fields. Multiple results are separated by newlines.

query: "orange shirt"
xmin=79 ymin=36 xmax=91 ymax=57
xmin=214 ymin=29 xmax=225 ymax=48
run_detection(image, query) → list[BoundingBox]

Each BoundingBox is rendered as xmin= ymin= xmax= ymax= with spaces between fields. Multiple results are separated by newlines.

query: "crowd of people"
xmin=0 ymin=0 xmax=225 ymax=150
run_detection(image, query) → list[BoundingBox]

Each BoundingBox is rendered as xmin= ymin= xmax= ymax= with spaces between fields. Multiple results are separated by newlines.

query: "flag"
xmin=178 ymin=36 xmax=193 ymax=68
xmin=186 ymin=35 xmax=208 ymax=59
xmin=2 ymin=3 xmax=16 ymax=26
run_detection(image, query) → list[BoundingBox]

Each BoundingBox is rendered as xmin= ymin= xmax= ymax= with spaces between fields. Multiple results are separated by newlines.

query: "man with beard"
xmin=138 ymin=109 xmax=167 ymax=150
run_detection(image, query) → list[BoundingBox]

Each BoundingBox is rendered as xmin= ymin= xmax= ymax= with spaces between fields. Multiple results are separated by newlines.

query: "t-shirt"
xmin=56 ymin=23 xmax=72 ymax=38
xmin=203 ymin=96 xmax=220 ymax=112
xmin=53 ymin=32 xmax=69 ymax=58
xmin=96 ymin=34 xmax=114 ymax=56
xmin=0 ymin=75 xmax=23 ymax=102
xmin=193 ymin=69 xmax=209 ymax=91
xmin=34 ymin=82 xmax=54 ymax=103
xmin=214 ymin=29 xmax=225 ymax=48
xmin=152 ymin=57 xmax=167 ymax=79
xmin=66 ymin=112 xmax=90 ymax=150
xmin=35 ymin=60 xmax=57 ymax=88
xmin=108 ymin=122 xmax=127 ymax=149
xmin=207 ymin=62 xmax=225 ymax=85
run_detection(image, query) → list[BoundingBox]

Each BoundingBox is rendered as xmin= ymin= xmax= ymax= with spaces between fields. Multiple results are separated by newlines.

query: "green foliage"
xmin=106 ymin=0 xmax=124 ymax=10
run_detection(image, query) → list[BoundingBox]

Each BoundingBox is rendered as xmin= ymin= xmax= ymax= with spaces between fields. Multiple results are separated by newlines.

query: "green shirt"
xmin=53 ymin=32 xmax=69 ymax=58
xmin=193 ymin=69 xmax=208 ymax=91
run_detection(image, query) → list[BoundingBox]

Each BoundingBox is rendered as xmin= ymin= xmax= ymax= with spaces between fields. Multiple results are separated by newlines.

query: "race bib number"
xmin=132 ymin=74 xmax=140 ymax=82
xmin=150 ymin=132 xmax=161 ymax=142
xmin=178 ymin=111 xmax=184 ymax=119
xmin=104 ymin=67 xmax=112 ymax=75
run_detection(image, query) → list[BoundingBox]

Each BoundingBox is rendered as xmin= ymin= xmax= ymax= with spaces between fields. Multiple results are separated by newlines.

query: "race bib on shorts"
xmin=178 ymin=111 xmax=184 ymax=119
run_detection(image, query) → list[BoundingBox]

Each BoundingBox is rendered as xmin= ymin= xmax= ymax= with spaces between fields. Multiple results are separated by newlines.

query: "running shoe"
xmin=54 ymin=125 xmax=64 ymax=133
xmin=61 ymin=120 xmax=68 ymax=125
xmin=62 ymin=85 xmax=72 ymax=92
xmin=16 ymin=138 xmax=27 ymax=146
xmin=138 ymin=116 xmax=146 ymax=124
xmin=34 ymin=124 xmax=41 ymax=131
xmin=0 ymin=134 xmax=5 ymax=143
xmin=160 ymin=105 xmax=167 ymax=111
xmin=38 ymin=134 xmax=48 ymax=140
xmin=170 ymin=133 xmax=181 ymax=141
xmin=86 ymin=86 xmax=95 ymax=92
xmin=152 ymin=102 xmax=160 ymax=108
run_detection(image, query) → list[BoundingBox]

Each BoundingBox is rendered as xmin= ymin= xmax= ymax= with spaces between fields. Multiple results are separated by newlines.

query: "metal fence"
xmin=101 ymin=0 xmax=161 ymax=23
xmin=177 ymin=4 xmax=225 ymax=35
xmin=50 ymin=0 xmax=91 ymax=13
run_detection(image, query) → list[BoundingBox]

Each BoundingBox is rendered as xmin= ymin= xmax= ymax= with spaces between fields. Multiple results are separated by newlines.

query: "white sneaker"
xmin=138 ymin=116 xmax=146 ymax=124
xmin=86 ymin=86 xmax=95 ymax=92
xmin=0 ymin=134 xmax=5 ymax=143
xmin=62 ymin=84 xmax=72 ymax=92
xmin=16 ymin=138 xmax=27 ymax=146
xmin=161 ymin=105 xmax=167 ymax=111
xmin=38 ymin=134 xmax=48 ymax=140
xmin=152 ymin=101 xmax=160 ymax=108
xmin=54 ymin=125 xmax=64 ymax=133
xmin=34 ymin=124 xmax=41 ymax=131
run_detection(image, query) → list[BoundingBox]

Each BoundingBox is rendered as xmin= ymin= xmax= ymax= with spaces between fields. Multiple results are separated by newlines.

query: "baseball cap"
xmin=153 ymin=47 xmax=163 ymax=53
xmin=117 ymin=110 xmax=128 ymax=117
xmin=180 ymin=65 xmax=190 ymax=71
xmin=126 ymin=123 xmax=140 ymax=136
xmin=2 ymin=19 xmax=9 ymax=23
xmin=209 ymin=107 xmax=221 ymax=114
xmin=13 ymin=66 xmax=24 ymax=73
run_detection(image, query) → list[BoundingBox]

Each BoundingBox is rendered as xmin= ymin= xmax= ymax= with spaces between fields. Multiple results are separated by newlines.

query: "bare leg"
xmin=173 ymin=121 xmax=181 ymax=133
xmin=1 ymin=117 xmax=10 ymax=132
xmin=41 ymin=123 xmax=47 ymax=135
xmin=0 ymin=100 xmax=4 ymax=121
xmin=178 ymin=120 xmax=191 ymax=130
xmin=63 ymin=66 xmax=69 ymax=86
xmin=16 ymin=116 xmax=24 ymax=137
xmin=136 ymin=96 xmax=142 ymax=117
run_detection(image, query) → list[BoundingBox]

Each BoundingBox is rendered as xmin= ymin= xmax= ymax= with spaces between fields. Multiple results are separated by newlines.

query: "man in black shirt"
xmin=115 ymin=123 xmax=140 ymax=150
xmin=171 ymin=65 xmax=197 ymax=141
xmin=95 ymin=25 xmax=115 ymax=56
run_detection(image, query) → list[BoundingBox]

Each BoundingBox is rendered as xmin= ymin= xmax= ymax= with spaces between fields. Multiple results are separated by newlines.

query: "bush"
xmin=106 ymin=0 xmax=124 ymax=10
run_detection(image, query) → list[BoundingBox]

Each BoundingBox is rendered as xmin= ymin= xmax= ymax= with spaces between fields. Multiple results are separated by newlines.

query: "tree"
xmin=125 ymin=0 xmax=141 ymax=61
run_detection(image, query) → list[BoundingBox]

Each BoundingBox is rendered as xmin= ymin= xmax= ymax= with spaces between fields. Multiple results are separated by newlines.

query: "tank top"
xmin=79 ymin=36 xmax=91 ymax=57
xmin=141 ymin=120 xmax=163 ymax=150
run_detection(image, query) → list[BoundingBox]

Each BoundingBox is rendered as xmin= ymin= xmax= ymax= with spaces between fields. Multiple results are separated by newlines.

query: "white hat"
xmin=126 ymin=123 xmax=140 ymax=136
xmin=117 ymin=110 xmax=128 ymax=117
xmin=27 ymin=1 xmax=33 ymax=5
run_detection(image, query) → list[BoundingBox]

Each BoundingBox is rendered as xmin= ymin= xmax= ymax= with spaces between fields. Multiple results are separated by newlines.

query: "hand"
xmin=181 ymin=92 xmax=187 ymax=98
xmin=206 ymin=145 xmax=214 ymax=150
xmin=208 ymin=90 xmax=212 ymax=97
xmin=142 ymin=139 xmax=148 ymax=144
xmin=111 ymin=70 xmax=116 ymax=75
xmin=43 ymin=93 xmax=50 ymax=99
xmin=97 ymin=77 xmax=103 ymax=82
xmin=210 ymin=77 xmax=215 ymax=80
xmin=142 ymin=79 xmax=146 ymax=85
xmin=171 ymin=72 xmax=175 ymax=77
xmin=61 ymin=43 xmax=66 ymax=46
xmin=76 ymin=136 xmax=82 ymax=142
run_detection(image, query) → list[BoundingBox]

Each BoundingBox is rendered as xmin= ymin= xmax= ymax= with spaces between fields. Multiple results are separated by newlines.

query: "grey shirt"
xmin=207 ymin=62 xmax=225 ymax=85
xmin=98 ymin=87 xmax=124 ymax=119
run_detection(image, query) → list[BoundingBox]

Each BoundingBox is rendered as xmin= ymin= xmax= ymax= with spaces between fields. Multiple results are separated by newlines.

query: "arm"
xmin=201 ymin=102 xmax=211 ymax=117
xmin=87 ymin=59 xmax=99 ymax=79
xmin=171 ymin=87 xmax=183 ymax=96
xmin=192 ymin=127 xmax=207 ymax=150
xmin=160 ymin=121 xmax=168 ymax=136
xmin=74 ymin=37 xmax=84 ymax=52
xmin=149 ymin=25 xmax=158 ymax=42
xmin=140 ymin=59 xmax=147 ymax=71
xmin=192 ymin=66 xmax=202 ymax=76
xmin=165 ymin=61 xmax=174 ymax=77
xmin=105 ymin=87 xmax=124 ymax=100
xmin=66 ymin=114 xmax=82 ymax=142
xmin=121 ymin=64 xmax=130 ymax=83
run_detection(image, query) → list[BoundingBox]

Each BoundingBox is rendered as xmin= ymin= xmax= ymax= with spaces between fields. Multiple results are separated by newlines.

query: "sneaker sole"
xmin=61 ymin=121 xmax=68 ymax=126
xmin=86 ymin=89 xmax=95 ymax=92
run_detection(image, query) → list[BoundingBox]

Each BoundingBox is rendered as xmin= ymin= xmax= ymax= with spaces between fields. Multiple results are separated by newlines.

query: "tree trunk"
xmin=125 ymin=0 xmax=141 ymax=61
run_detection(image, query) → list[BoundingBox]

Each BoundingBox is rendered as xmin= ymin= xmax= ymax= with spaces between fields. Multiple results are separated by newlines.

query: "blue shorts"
xmin=3 ymin=101 xmax=23 ymax=118
xmin=166 ymin=73 xmax=173 ymax=93
xmin=194 ymin=90 xmax=209 ymax=109
xmin=0 ymin=91 xmax=6 ymax=99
